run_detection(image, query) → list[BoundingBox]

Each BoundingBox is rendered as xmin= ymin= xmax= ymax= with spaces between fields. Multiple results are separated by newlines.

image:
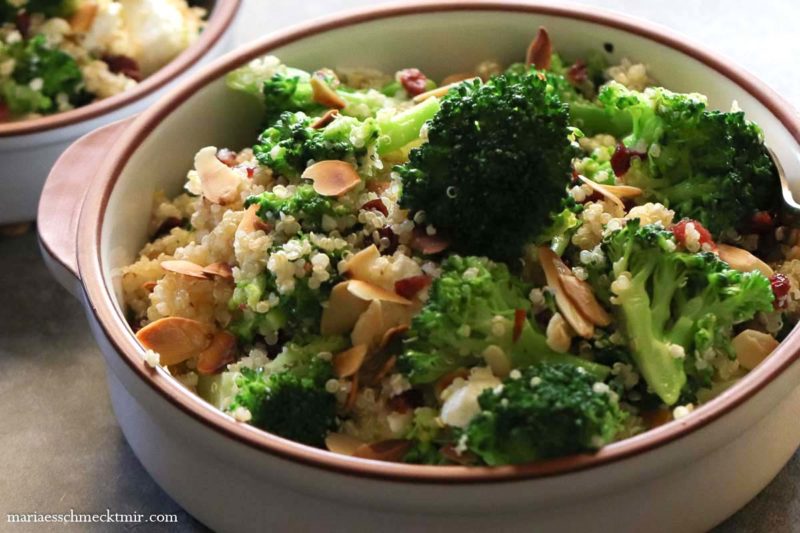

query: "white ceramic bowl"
xmin=38 ymin=2 xmax=800 ymax=531
xmin=0 ymin=0 xmax=241 ymax=225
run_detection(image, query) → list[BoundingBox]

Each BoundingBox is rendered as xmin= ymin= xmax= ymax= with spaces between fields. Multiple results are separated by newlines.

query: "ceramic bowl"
xmin=37 ymin=2 xmax=800 ymax=531
xmin=0 ymin=0 xmax=241 ymax=224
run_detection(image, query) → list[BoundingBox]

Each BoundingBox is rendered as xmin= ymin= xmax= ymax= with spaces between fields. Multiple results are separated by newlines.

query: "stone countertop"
xmin=1 ymin=0 xmax=798 ymax=531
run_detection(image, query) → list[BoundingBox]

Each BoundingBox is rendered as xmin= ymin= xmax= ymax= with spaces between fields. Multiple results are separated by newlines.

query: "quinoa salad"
xmin=122 ymin=29 xmax=800 ymax=466
xmin=0 ymin=0 xmax=205 ymax=120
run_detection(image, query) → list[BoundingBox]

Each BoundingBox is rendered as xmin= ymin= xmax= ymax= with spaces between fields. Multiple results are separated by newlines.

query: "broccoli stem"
xmin=512 ymin=322 xmax=610 ymax=379
xmin=377 ymin=96 xmax=441 ymax=155
xmin=570 ymin=102 xmax=633 ymax=138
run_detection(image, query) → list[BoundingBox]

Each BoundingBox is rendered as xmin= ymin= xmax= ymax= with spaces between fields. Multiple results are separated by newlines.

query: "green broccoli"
xmin=590 ymin=220 xmax=774 ymax=405
xmin=0 ymin=0 xmax=77 ymax=21
xmin=402 ymin=407 xmax=450 ymax=465
xmin=463 ymin=364 xmax=628 ymax=465
xmin=244 ymin=184 xmax=352 ymax=230
xmin=0 ymin=35 xmax=90 ymax=116
xmin=396 ymin=70 xmax=576 ymax=260
xmin=229 ymin=336 xmax=346 ymax=446
xmin=592 ymin=82 xmax=780 ymax=236
xmin=535 ymin=196 xmax=584 ymax=255
xmin=397 ymin=255 xmax=608 ymax=385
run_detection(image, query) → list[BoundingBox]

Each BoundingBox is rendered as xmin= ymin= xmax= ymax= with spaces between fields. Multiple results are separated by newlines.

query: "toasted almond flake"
xmin=379 ymin=325 xmax=408 ymax=352
xmin=310 ymin=74 xmax=346 ymax=109
xmin=311 ymin=109 xmax=340 ymax=129
xmin=202 ymin=262 xmax=233 ymax=280
xmin=351 ymin=299 xmax=385 ymax=349
xmin=196 ymin=331 xmax=237 ymax=375
xmin=302 ymin=160 xmax=361 ymax=197
xmin=441 ymin=72 xmax=476 ymax=86
xmin=325 ymin=433 xmax=365 ymax=456
xmin=333 ymin=344 xmax=369 ymax=378
xmin=366 ymin=180 xmax=391 ymax=194
xmin=526 ymin=27 xmax=552 ymax=70
xmin=195 ymin=146 xmax=240 ymax=205
xmin=373 ymin=355 xmax=397 ymax=383
xmin=545 ymin=312 xmax=573 ymax=353
xmin=353 ymin=439 xmax=412 ymax=462
xmin=161 ymin=260 xmax=209 ymax=280
xmin=732 ymin=329 xmax=779 ymax=370
xmin=558 ymin=274 xmax=611 ymax=326
xmin=135 ymin=317 xmax=213 ymax=366
xmin=69 ymin=1 xmax=98 ymax=32
xmin=717 ymin=244 xmax=774 ymax=277
xmin=347 ymin=279 xmax=411 ymax=305
xmin=578 ymin=176 xmax=642 ymax=211
xmin=412 ymin=77 xmax=480 ymax=103
xmin=410 ymin=229 xmax=449 ymax=255
xmin=321 ymin=281 xmax=371 ymax=336
xmin=345 ymin=373 xmax=360 ymax=411
xmin=539 ymin=247 xmax=595 ymax=338
xmin=341 ymin=245 xmax=380 ymax=281
xmin=238 ymin=204 xmax=271 ymax=234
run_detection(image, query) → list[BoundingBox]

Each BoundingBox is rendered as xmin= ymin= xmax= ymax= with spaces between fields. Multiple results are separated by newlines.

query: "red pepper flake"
xmin=395 ymin=275 xmax=432 ymax=300
xmin=361 ymin=198 xmax=388 ymax=216
xmin=566 ymin=59 xmax=588 ymax=85
xmin=750 ymin=211 xmax=774 ymax=234
xmin=513 ymin=309 xmax=527 ymax=343
xmin=398 ymin=68 xmax=428 ymax=97
xmin=246 ymin=166 xmax=255 ymax=178
xmin=610 ymin=144 xmax=647 ymax=177
xmin=671 ymin=219 xmax=716 ymax=251
xmin=102 ymin=54 xmax=142 ymax=82
xmin=770 ymin=273 xmax=791 ymax=309
xmin=216 ymin=148 xmax=237 ymax=167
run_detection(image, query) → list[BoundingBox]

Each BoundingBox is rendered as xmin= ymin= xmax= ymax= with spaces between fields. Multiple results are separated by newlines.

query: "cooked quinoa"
xmin=122 ymin=31 xmax=798 ymax=466
xmin=0 ymin=0 xmax=205 ymax=120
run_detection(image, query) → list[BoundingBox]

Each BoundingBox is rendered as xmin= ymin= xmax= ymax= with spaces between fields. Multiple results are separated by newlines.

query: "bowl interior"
xmin=100 ymin=5 xmax=800 ymax=442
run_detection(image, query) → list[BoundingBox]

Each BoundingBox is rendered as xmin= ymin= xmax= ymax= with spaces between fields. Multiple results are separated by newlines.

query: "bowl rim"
xmin=0 ymin=0 xmax=241 ymax=138
xmin=76 ymin=0 xmax=800 ymax=484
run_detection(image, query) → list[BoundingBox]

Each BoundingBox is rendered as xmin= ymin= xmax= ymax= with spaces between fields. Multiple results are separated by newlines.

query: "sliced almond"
xmin=69 ymin=1 xmax=98 ymax=32
xmin=345 ymin=373 xmax=360 ymax=411
xmin=320 ymin=281 xmax=371 ymax=336
xmin=718 ymin=244 xmax=774 ymax=277
xmin=351 ymin=300 xmax=385 ymax=349
xmin=135 ymin=317 xmax=213 ymax=366
xmin=341 ymin=245 xmax=380 ymax=280
xmin=410 ymin=229 xmax=450 ymax=255
xmin=161 ymin=259 xmax=209 ymax=280
xmin=578 ymin=175 xmax=642 ymax=211
xmin=353 ymin=439 xmax=412 ymax=462
xmin=441 ymin=72 xmax=476 ymax=86
xmin=545 ymin=312 xmax=574 ymax=353
xmin=311 ymin=109 xmax=340 ymax=129
xmin=310 ymin=74 xmax=346 ymax=109
xmin=202 ymin=262 xmax=233 ymax=280
xmin=347 ymin=279 xmax=411 ymax=306
xmin=238 ymin=204 xmax=271 ymax=234
xmin=732 ymin=329 xmax=779 ymax=371
xmin=539 ymin=247 xmax=595 ymax=338
xmin=526 ymin=26 xmax=552 ymax=70
xmin=333 ymin=344 xmax=369 ymax=378
xmin=378 ymin=325 xmax=408 ymax=352
xmin=548 ymin=255 xmax=612 ymax=327
xmin=412 ymin=77 xmax=480 ymax=103
xmin=372 ymin=355 xmax=397 ymax=383
xmin=196 ymin=331 xmax=237 ymax=375
xmin=302 ymin=160 xmax=361 ymax=197
xmin=325 ymin=433 xmax=365 ymax=456
xmin=195 ymin=146 xmax=240 ymax=205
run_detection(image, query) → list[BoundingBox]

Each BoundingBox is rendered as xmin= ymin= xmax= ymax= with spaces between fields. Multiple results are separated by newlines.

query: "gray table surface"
xmin=2 ymin=0 xmax=799 ymax=531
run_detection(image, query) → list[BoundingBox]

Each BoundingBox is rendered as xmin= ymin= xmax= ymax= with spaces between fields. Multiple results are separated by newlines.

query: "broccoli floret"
xmin=591 ymin=220 xmax=774 ymax=405
xmin=228 ymin=335 xmax=347 ymax=447
xmin=244 ymin=183 xmax=352 ymax=230
xmin=535 ymin=196 xmax=584 ymax=255
xmin=402 ymin=407 xmax=450 ymax=465
xmin=0 ymin=35 xmax=89 ymax=116
xmin=254 ymin=96 xmax=442 ymax=178
xmin=463 ymin=364 xmax=627 ymax=465
xmin=396 ymin=70 xmax=576 ymax=260
xmin=398 ymin=255 xmax=608 ymax=385
xmin=593 ymin=83 xmax=780 ymax=236
xmin=0 ymin=0 xmax=77 ymax=21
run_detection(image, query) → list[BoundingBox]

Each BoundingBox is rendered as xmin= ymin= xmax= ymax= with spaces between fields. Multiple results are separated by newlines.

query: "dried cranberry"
xmin=610 ymin=144 xmax=647 ymax=177
xmin=566 ymin=59 xmax=588 ymax=85
xmin=102 ymin=55 xmax=142 ymax=81
xmin=15 ymin=11 xmax=30 ymax=38
xmin=750 ymin=211 xmax=774 ymax=234
xmin=376 ymin=226 xmax=399 ymax=254
xmin=671 ymin=219 xmax=716 ymax=251
xmin=216 ymin=148 xmax=237 ymax=167
xmin=361 ymin=198 xmax=388 ymax=216
xmin=398 ymin=68 xmax=428 ymax=96
xmin=395 ymin=275 xmax=432 ymax=300
xmin=770 ymin=273 xmax=791 ymax=309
